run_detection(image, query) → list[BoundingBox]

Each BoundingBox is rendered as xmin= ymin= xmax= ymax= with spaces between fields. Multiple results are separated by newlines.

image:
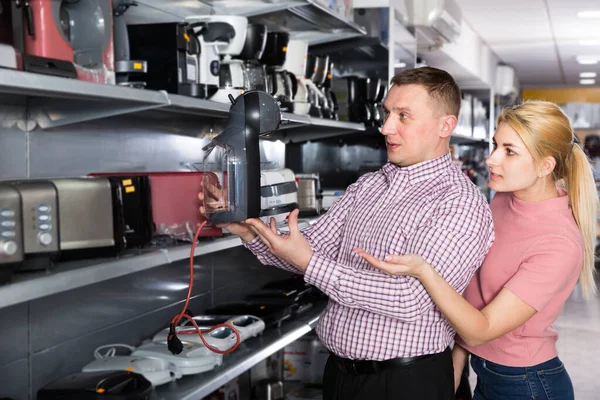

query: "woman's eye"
xmin=506 ymin=149 xmax=515 ymax=156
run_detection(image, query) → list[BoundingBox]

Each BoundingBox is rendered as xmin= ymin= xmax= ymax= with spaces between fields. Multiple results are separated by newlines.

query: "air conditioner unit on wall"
xmin=495 ymin=65 xmax=520 ymax=98
xmin=406 ymin=0 xmax=462 ymax=48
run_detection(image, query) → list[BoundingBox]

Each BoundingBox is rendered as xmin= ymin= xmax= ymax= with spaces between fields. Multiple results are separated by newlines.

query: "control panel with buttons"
xmin=11 ymin=181 xmax=59 ymax=255
xmin=0 ymin=184 xmax=24 ymax=280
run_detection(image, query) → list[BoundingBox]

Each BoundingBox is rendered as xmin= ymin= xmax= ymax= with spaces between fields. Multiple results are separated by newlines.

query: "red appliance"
xmin=23 ymin=0 xmax=115 ymax=83
xmin=91 ymin=172 xmax=223 ymax=239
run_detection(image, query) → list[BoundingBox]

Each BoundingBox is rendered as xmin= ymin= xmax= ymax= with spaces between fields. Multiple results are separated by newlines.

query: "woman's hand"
xmin=353 ymin=249 xmax=432 ymax=279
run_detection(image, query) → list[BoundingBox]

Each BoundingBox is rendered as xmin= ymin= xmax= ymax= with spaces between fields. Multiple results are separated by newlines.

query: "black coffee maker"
xmin=321 ymin=61 xmax=339 ymax=120
xmin=260 ymin=32 xmax=297 ymax=113
xmin=305 ymin=54 xmax=330 ymax=119
xmin=234 ymin=23 xmax=268 ymax=92
xmin=347 ymin=76 xmax=371 ymax=125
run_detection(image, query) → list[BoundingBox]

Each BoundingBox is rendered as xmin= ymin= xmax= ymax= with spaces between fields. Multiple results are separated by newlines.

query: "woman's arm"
xmin=452 ymin=344 xmax=469 ymax=393
xmin=355 ymin=251 xmax=536 ymax=347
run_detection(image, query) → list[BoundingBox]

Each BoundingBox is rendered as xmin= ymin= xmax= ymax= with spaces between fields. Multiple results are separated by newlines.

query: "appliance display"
xmin=0 ymin=183 xmax=23 ymax=283
xmin=82 ymin=356 xmax=181 ymax=387
xmin=261 ymin=31 xmax=297 ymax=113
xmin=50 ymin=177 xmax=123 ymax=260
xmin=113 ymin=0 xmax=147 ymax=88
xmin=260 ymin=168 xmax=298 ymax=226
xmin=22 ymin=0 xmax=114 ymax=83
xmin=185 ymin=15 xmax=249 ymax=104
xmin=296 ymin=173 xmax=322 ymax=217
xmin=127 ymin=22 xmax=217 ymax=98
xmin=37 ymin=370 xmax=152 ymax=400
xmin=10 ymin=180 xmax=59 ymax=272
xmin=131 ymin=341 xmax=223 ymax=375
xmin=202 ymin=90 xmax=281 ymax=225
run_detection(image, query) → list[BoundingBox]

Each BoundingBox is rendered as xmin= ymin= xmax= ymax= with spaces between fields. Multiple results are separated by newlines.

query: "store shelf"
xmin=450 ymin=134 xmax=489 ymax=146
xmin=130 ymin=0 xmax=366 ymax=46
xmin=0 ymin=235 xmax=243 ymax=310
xmin=0 ymin=68 xmax=366 ymax=139
xmin=153 ymin=303 xmax=325 ymax=400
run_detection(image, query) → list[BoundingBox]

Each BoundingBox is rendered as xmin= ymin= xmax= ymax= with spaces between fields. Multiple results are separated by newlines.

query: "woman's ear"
xmin=539 ymin=156 xmax=557 ymax=178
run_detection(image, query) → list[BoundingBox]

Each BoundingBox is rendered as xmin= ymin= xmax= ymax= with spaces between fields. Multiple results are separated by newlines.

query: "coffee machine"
xmin=113 ymin=0 xmax=147 ymax=88
xmin=260 ymin=31 xmax=296 ymax=113
xmin=234 ymin=23 xmax=268 ymax=92
xmin=22 ymin=0 xmax=115 ymax=83
xmin=282 ymin=40 xmax=311 ymax=115
xmin=202 ymin=90 xmax=282 ymax=225
xmin=260 ymin=169 xmax=298 ymax=226
xmin=305 ymin=54 xmax=330 ymax=118
xmin=321 ymin=61 xmax=339 ymax=120
xmin=186 ymin=15 xmax=249 ymax=104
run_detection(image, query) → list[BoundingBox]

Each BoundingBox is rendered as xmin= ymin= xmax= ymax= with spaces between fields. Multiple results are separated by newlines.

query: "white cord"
xmin=94 ymin=344 xmax=136 ymax=360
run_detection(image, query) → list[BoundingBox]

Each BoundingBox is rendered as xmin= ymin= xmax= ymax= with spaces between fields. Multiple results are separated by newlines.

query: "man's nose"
xmin=381 ymin=118 xmax=395 ymax=136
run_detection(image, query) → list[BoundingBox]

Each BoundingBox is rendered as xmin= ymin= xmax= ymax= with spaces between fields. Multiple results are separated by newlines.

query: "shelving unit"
xmin=0 ymin=68 xmax=365 ymax=140
xmin=153 ymin=304 xmax=324 ymax=400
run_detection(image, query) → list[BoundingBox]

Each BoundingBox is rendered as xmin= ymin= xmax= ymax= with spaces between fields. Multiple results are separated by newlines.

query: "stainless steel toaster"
xmin=0 ymin=183 xmax=24 ymax=283
xmin=50 ymin=177 xmax=118 ymax=258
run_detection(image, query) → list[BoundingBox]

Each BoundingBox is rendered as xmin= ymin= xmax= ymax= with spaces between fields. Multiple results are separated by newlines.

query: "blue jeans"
xmin=470 ymin=354 xmax=574 ymax=400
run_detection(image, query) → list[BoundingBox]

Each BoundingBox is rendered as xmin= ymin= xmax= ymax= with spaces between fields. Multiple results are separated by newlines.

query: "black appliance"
xmin=37 ymin=370 xmax=152 ymax=400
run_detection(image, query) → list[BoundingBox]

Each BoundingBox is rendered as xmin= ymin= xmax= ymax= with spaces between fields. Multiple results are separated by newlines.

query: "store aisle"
xmin=467 ymin=279 xmax=600 ymax=399
xmin=554 ymin=280 xmax=600 ymax=399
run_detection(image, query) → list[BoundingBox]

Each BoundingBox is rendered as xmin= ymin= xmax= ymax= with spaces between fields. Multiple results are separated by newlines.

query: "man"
xmin=200 ymin=67 xmax=494 ymax=399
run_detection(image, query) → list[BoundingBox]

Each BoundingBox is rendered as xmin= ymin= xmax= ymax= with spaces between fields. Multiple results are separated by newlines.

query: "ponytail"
xmin=565 ymin=144 xmax=598 ymax=298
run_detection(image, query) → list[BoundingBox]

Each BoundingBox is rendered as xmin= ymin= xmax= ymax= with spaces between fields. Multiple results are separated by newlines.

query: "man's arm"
xmin=304 ymin=193 xmax=494 ymax=321
xmin=243 ymin=175 xmax=367 ymax=272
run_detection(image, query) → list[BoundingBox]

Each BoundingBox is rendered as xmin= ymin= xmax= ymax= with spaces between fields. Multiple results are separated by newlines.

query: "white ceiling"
xmin=456 ymin=0 xmax=600 ymax=88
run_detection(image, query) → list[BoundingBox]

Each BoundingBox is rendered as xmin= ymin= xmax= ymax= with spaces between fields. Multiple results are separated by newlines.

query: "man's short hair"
xmin=391 ymin=67 xmax=461 ymax=117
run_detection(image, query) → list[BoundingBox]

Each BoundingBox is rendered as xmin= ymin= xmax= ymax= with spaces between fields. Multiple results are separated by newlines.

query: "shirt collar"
xmin=382 ymin=152 xmax=453 ymax=185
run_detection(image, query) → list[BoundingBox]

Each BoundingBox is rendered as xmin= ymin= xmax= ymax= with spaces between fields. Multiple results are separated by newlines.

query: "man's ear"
xmin=440 ymin=114 xmax=457 ymax=139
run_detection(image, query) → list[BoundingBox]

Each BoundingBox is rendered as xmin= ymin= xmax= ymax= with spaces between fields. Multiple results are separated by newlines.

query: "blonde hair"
xmin=498 ymin=100 xmax=598 ymax=298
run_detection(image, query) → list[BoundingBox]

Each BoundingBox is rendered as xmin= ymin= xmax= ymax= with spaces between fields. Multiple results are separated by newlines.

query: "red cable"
xmin=169 ymin=221 xmax=241 ymax=355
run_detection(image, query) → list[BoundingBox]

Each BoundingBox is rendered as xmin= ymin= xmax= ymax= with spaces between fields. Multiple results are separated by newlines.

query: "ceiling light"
xmin=577 ymin=56 xmax=599 ymax=64
xmin=578 ymin=10 xmax=600 ymax=18
xmin=580 ymin=39 xmax=600 ymax=46
xmin=395 ymin=62 xmax=407 ymax=68
xmin=580 ymin=72 xmax=597 ymax=78
xmin=580 ymin=79 xmax=596 ymax=85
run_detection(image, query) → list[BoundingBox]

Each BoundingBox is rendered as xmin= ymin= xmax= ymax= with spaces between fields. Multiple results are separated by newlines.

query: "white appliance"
xmin=260 ymin=169 xmax=298 ymax=225
xmin=186 ymin=15 xmax=249 ymax=104
xmin=152 ymin=325 xmax=238 ymax=351
xmin=282 ymin=40 xmax=311 ymax=115
xmin=406 ymin=0 xmax=462 ymax=47
xmin=132 ymin=342 xmax=223 ymax=376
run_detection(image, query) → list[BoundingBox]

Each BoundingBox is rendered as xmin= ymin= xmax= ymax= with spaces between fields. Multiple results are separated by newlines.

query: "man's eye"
xmin=400 ymin=113 xmax=407 ymax=119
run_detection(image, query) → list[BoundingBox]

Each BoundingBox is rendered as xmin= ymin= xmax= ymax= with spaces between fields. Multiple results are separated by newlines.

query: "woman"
xmin=356 ymin=100 xmax=598 ymax=400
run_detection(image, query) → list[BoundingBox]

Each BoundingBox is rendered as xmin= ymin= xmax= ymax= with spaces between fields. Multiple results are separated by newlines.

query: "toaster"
xmin=50 ymin=177 xmax=124 ymax=260
xmin=10 ymin=180 xmax=59 ymax=272
xmin=0 ymin=183 xmax=23 ymax=283
xmin=90 ymin=172 xmax=223 ymax=240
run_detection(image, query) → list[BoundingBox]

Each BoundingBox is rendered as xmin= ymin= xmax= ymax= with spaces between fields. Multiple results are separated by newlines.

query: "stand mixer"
xmin=22 ymin=0 xmax=115 ymax=83
xmin=186 ymin=15 xmax=249 ymax=104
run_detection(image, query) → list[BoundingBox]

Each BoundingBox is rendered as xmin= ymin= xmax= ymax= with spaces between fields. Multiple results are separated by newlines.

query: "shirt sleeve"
xmin=304 ymin=190 xmax=495 ymax=321
xmin=503 ymin=235 xmax=582 ymax=311
xmin=243 ymin=174 xmax=368 ymax=273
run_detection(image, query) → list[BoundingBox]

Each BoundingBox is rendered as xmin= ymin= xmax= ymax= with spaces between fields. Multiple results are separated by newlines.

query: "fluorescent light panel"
xmin=580 ymin=72 xmax=597 ymax=78
xmin=580 ymin=79 xmax=596 ymax=84
xmin=578 ymin=10 xmax=600 ymax=19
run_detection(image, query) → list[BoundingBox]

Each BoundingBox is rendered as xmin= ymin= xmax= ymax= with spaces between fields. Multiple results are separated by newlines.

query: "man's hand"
xmin=198 ymin=185 xmax=256 ymax=243
xmin=244 ymin=209 xmax=313 ymax=271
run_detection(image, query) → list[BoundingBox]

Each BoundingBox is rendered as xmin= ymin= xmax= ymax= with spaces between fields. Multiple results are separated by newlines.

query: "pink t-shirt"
xmin=458 ymin=190 xmax=583 ymax=367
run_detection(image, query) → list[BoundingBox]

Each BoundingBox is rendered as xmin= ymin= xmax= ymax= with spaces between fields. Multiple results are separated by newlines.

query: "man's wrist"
xmin=241 ymin=232 xmax=258 ymax=243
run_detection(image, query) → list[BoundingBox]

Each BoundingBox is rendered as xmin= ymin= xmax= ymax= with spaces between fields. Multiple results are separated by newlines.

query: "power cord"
xmin=167 ymin=221 xmax=241 ymax=355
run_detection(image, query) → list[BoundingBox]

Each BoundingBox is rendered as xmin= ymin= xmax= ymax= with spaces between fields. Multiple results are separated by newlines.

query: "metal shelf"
xmin=153 ymin=303 xmax=325 ymax=400
xmin=0 ymin=68 xmax=366 ymax=138
xmin=450 ymin=134 xmax=489 ymax=146
xmin=0 ymin=235 xmax=243 ymax=310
